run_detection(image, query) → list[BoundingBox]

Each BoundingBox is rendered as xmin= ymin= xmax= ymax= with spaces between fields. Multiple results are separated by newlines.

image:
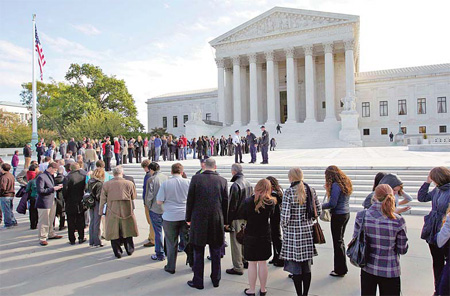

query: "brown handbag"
xmin=311 ymin=190 xmax=326 ymax=244
xmin=236 ymin=223 xmax=246 ymax=245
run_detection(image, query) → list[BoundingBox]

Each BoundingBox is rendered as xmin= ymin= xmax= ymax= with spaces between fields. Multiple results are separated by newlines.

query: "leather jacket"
xmin=227 ymin=173 xmax=253 ymax=224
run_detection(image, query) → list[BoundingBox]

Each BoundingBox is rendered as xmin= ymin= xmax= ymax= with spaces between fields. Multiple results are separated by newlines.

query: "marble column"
xmin=303 ymin=45 xmax=316 ymax=123
xmin=339 ymin=39 xmax=362 ymax=145
xmin=323 ymin=42 xmax=336 ymax=122
xmin=248 ymin=53 xmax=259 ymax=125
xmin=265 ymin=51 xmax=276 ymax=125
xmin=232 ymin=56 xmax=242 ymax=126
xmin=285 ymin=47 xmax=297 ymax=123
xmin=344 ymin=39 xmax=356 ymax=105
xmin=224 ymin=67 xmax=233 ymax=125
xmin=216 ymin=58 xmax=225 ymax=123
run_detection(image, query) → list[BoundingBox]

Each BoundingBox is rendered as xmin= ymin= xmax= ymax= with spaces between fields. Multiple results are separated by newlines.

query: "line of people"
xmin=1 ymin=154 xmax=449 ymax=296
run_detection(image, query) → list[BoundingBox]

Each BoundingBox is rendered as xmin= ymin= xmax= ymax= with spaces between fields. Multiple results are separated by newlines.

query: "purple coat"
xmin=11 ymin=154 xmax=19 ymax=167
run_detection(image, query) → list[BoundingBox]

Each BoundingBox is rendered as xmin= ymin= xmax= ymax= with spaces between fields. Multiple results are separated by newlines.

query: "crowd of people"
xmin=0 ymin=140 xmax=449 ymax=296
xmin=20 ymin=126 xmax=276 ymax=175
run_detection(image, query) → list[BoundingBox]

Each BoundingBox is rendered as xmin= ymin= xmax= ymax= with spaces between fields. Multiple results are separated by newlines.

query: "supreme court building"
xmin=147 ymin=7 xmax=450 ymax=147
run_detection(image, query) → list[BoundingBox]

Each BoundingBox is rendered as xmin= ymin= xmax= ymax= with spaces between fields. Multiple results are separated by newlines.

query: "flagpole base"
xmin=31 ymin=131 xmax=38 ymax=148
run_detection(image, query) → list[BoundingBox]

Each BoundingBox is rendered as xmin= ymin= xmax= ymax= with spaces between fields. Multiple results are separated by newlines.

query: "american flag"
xmin=35 ymin=25 xmax=46 ymax=81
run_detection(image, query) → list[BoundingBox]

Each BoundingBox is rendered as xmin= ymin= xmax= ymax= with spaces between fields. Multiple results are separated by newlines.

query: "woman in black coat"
xmin=104 ymin=141 xmax=112 ymax=171
xmin=196 ymin=138 xmax=203 ymax=161
xmin=267 ymin=176 xmax=284 ymax=267
xmin=243 ymin=179 xmax=277 ymax=296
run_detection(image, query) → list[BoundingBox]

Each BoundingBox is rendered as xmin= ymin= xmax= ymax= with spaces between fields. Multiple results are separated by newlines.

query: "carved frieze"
xmin=220 ymin=12 xmax=347 ymax=44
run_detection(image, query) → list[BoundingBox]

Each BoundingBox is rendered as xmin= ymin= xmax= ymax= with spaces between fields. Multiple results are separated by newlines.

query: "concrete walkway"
xmin=0 ymin=200 xmax=436 ymax=296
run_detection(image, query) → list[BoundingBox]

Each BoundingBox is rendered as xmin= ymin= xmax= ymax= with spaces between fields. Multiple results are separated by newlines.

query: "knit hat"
xmin=379 ymin=173 xmax=403 ymax=189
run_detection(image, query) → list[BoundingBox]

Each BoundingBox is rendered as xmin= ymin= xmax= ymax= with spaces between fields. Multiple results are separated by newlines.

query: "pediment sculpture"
xmin=221 ymin=12 xmax=347 ymax=43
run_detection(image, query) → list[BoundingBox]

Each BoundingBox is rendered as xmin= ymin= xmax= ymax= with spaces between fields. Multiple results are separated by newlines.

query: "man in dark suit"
xmin=260 ymin=126 xmax=269 ymax=164
xmin=63 ymin=163 xmax=87 ymax=244
xmin=36 ymin=162 xmax=63 ymax=246
xmin=246 ymin=129 xmax=258 ymax=164
xmin=186 ymin=158 xmax=228 ymax=289
xmin=67 ymin=138 xmax=78 ymax=156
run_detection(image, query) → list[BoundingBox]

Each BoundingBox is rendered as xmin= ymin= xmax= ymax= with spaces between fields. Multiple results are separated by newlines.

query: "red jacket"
xmin=114 ymin=141 xmax=120 ymax=154
xmin=181 ymin=137 xmax=187 ymax=146
xmin=102 ymin=142 xmax=106 ymax=155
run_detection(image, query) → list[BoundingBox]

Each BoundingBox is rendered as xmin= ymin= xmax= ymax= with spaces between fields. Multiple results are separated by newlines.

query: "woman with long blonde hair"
xmin=281 ymin=167 xmax=321 ymax=296
xmin=242 ymin=179 xmax=277 ymax=296
xmin=322 ymin=165 xmax=352 ymax=277
xmin=352 ymin=184 xmax=408 ymax=296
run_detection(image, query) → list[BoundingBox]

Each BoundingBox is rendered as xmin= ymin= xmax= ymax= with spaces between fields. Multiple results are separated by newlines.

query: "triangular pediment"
xmin=210 ymin=7 xmax=359 ymax=46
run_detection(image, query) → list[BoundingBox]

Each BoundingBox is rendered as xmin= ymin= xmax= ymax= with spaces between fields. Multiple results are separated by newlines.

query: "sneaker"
xmin=151 ymin=254 xmax=165 ymax=261
xmin=39 ymin=241 xmax=48 ymax=246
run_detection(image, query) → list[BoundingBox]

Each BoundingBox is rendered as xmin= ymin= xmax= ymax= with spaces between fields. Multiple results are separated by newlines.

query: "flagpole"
xmin=31 ymin=14 xmax=38 ymax=148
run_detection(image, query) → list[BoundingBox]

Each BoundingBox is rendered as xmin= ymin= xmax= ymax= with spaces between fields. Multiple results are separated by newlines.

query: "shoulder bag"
xmin=307 ymin=184 xmax=326 ymax=244
xmin=320 ymin=195 xmax=331 ymax=222
xmin=236 ymin=223 xmax=246 ymax=245
xmin=347 ymin=210 xmax=367 ymax=267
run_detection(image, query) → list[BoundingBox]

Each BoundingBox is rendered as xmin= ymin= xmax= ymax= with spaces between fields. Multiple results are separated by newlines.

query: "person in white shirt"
xmin=156 ymin=163 xmax=190 ymax=274
xmin=233 ymin=130 xmax=243 ymax=164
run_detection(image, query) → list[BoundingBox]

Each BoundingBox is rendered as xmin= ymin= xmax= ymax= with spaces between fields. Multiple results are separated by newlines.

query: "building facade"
xmin=147 ymin=7 xmax=450 ymax=147
xmin=0 ymin=101 xmax=31 ymax=123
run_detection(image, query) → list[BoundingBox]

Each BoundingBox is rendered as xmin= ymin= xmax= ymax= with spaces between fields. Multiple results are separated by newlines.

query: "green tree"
xmin=0 ymin=110 xmax=31 ymax=148
xmin=20 ymin=63 xmax=144 ymax=138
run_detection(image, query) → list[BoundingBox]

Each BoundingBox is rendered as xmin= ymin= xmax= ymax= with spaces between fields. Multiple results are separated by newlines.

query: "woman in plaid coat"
xmin=280 ymin=167 xmax=321 ymax=296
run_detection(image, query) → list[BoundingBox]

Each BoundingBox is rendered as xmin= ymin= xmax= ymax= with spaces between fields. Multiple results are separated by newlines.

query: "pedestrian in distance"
xmin=260 ymin=126 xmax=269 ymax=164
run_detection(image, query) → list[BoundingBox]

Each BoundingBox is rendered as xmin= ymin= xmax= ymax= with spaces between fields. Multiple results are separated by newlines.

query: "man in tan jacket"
xmin=99 ymin=165 xmax=138 ymax=258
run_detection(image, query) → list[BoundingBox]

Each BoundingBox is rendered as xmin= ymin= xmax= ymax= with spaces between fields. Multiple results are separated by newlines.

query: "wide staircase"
xmin=122 ymin=164 xmax=433 ymax=216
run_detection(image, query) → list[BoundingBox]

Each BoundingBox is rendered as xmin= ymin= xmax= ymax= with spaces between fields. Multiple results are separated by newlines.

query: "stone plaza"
xmin=1 ymin=146 xmax=449 ymax=296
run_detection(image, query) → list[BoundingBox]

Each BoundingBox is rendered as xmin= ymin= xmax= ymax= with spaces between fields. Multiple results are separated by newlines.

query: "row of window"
xmin=361 ymin=97 xmax=447 ymax=117
xmin=362 ymin=125 xmax=447 ymax=136
xmin=162 ymin=113 xmax=212 ymax=128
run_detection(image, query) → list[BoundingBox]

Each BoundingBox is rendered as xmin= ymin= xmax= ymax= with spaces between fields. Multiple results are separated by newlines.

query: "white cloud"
xmin=163 ymin=3 xmax=170 ymax=9
xmin=0 ymin=40 xmax=31 ymax=62
xmin=41 ymin=32 xmax=106 ymax=60
xmin=72 ymin=24 xmax=101 ymax=36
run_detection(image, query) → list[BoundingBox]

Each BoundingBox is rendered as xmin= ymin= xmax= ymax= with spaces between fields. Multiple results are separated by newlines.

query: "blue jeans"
xmin=155 ymin=147 xmax=161 ymax=162
xmin=183 ymin=147 xmax=187 ymax=159
xmin=193 ymin=149 xmax=196 ymax=159
xmin=1 ymin=196 xmax=17 ymax=227
xmin=149 ymin=210 xmax=164 ymax=258
xmin=89 ymin=201 xmax=102 ymax=246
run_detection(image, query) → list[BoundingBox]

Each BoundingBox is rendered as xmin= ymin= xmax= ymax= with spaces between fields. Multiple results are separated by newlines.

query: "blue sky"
xmin=1 ymin=0 xmax=449 ymax=127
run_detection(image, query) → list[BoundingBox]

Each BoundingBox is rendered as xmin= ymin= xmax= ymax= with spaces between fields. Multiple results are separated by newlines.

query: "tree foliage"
xmin=20 ymin=63 xmax=143 ymax=140
xmin=0 ymin=110 xmax=58 ymax=148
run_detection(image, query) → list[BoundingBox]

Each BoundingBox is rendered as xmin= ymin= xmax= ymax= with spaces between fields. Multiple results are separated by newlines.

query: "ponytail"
xmin=296 ymin=181 xmax=306 ymax=205
xmin=381 ymin=193 xmax=396 ymax=220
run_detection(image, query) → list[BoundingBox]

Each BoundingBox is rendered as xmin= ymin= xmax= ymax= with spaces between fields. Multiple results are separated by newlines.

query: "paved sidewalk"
xmin=0 ymin=199 xmax=436 ymax=296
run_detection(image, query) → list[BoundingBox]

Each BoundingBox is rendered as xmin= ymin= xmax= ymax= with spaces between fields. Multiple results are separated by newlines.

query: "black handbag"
xmin=347 ymin=210 xmax=367 ymax=268
xmin=15 ymin=186 xmax=26 ymax=198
